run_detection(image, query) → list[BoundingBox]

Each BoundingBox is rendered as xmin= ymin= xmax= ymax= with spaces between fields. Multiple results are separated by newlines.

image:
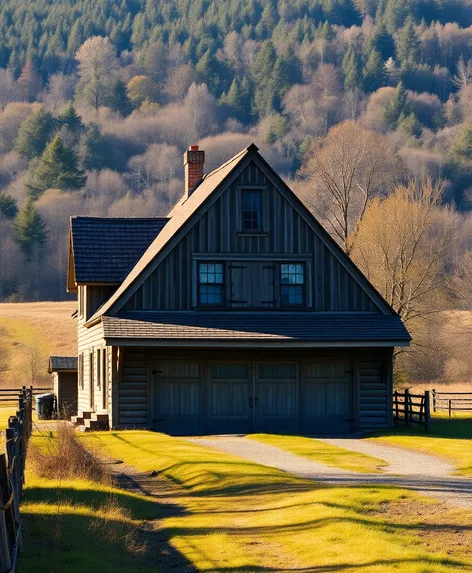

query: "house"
xmin=67 ymin=144 xmax=410 ymax=434
xmin=48 ymin=356 xmax=78 ymax=415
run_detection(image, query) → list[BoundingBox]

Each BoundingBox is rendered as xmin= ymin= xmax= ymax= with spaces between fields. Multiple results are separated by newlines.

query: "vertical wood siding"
xmin=358 ymin=356 xmax=388 ymax=428
xmin=124 ymin=161 xmax=378 ymax=312
xmin=118 ymin=348 xmax=148 ymax=426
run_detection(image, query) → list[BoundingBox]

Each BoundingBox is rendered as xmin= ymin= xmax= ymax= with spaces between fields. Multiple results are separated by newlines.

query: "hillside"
xmin=0 ymin=301 xmax=76 ymax=387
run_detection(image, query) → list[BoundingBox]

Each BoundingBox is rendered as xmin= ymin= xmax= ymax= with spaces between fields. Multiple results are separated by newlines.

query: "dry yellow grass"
xmin=0 ymin=301 xmax=76 ymax=387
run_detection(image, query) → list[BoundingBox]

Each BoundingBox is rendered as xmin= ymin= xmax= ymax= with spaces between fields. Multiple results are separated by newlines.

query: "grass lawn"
xmin=37 ymin=430 xmax=469 ymax=573
xmin=368 ymin=415 xmax=472 ymax=478
xmin=249 ymin=433 xmax=387 ymax=473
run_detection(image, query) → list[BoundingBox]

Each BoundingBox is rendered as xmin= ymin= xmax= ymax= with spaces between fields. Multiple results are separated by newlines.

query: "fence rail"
xmin=0 ymin=387 xmax=52 ymax=404
xmin=0 ymin=386 xmax=33 ymax=573
xmin=393 ymin=389 xmax=431 ymax=431
xmin=432 ymin=389 xmax=472 ymax=416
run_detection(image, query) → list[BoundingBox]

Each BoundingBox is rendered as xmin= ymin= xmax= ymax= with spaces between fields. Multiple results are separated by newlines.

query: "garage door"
xmin=153 ymin=361 xmax=204 ymax=435
xmin=301 ymin=361 xmax=353 ymax=434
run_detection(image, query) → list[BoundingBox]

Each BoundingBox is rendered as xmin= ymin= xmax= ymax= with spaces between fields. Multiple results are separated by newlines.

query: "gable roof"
xmin=101 ymin=311 xmax=411 ymax=346
xmin=49 ymin=356 xmax=78 ymax=372
xmin=85 ymin=143 xmax=400 ymax=326
xmin=85 ymin=145 xmax=252 ymax=323
xmin=68 ymin=217 xmax=168 ymax=289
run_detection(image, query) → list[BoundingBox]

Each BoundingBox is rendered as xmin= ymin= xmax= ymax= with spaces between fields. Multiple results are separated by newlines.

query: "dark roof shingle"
xmin=49 ymin=356 xmax=78 ymax=372
xmin=71 ymin=217 xmax=168 ymax=284
xmin=102 ymin=312 xmax=411 ymax=345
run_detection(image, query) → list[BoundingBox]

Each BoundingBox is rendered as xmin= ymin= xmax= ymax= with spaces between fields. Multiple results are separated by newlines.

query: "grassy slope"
xmin=47 ymin=430 xmax=470 ymax=573
xmin=0 ymin=301 xmax=76 ymax=387
xmin=249 ymin=433 xmax=387 ymax=473
xmin=368 ymin=416 xmax=472 ymax=477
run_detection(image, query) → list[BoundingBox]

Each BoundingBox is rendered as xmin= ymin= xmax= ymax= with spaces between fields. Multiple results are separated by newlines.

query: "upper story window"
xmin=242 ymin=190 xmax=263 ymax=232
xmin=281 ymin=263 xmax=305 ymax=306
xmin=198 ymin=263 xmax=224 ymax=306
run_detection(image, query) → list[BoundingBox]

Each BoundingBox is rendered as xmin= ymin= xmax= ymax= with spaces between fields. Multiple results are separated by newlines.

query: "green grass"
xmin=55 ymin=430 xmax=472 ymax=572
xmin=249 ymin=433 xmax=388 ymax=473
xmin=368 ymin=415 xmax=472 ymax=478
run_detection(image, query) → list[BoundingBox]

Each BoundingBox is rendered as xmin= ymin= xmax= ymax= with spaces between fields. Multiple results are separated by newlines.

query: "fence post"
xmin=432 ymin=388 xmax=436 ymax=413
xmin=393 ymin=391 xmax=398 ymax=421
xmin=0 ymin=453 xmax=12 ymax=573
xmin=404 ymin=388 xmax=410 ymax=427
xmin=449 ymin=399 xmax=452 ymax=418
xmin=424 ymin=391 xmax=431 ymax=432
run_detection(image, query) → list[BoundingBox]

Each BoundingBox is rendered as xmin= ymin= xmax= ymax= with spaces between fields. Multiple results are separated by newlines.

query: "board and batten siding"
xmin=358 ymin=353 xmax=392 ymax=428
xmin=123 ymin=161 xmax=378 ymax=312
xmin=117 ymin=347 xmax=149 ymax=427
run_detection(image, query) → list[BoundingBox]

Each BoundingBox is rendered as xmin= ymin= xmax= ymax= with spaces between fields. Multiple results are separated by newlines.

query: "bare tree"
xmin=17 ymin=340 xmax=49 ymax=387
xmin=76 ymin=36 xmax=118 ymax=110
xmin=41 ymin=73 xmax=76 ymax=113
xmin=300 ymin=120 xmax=401 ymax=252
xmin=452 ymin=57 xmax=472 ymax=89
xmin=351 ymin=178 xmax=458 ymax=329
xmin=0 ymin=69 xmax=20 ymax=111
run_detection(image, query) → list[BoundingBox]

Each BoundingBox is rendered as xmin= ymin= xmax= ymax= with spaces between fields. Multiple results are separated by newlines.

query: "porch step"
xmin=90 ymin=413 xmax=109 ymax=423
xmin=71 ymin=415 xmax=84 ymax=425
xmin=84 ymin=417 xmax=109 ymax=431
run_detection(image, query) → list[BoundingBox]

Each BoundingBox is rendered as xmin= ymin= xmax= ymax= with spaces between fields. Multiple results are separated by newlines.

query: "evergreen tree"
xmin=0 ymin=193 xmax=18 ymax=220
xmin=109 ymin=78 xmax=133 ymax=116
xmin=14 ymin=107 xmax=55 ymax=159
xmin=58 ymin=104 xmax=83 ymax=131
xmin=342 ymin=45 xmax=363 ymax=92
xmin=384 ymin=82 xmax=411 ymax=129
xmin=220 ymin=78 xmax=246 ymax=121
xmin=396 ymin=16 xmax=420 ymax=65
xmin=251 ymin=40 xmax=276 ymax=86
xmin=13 ymin=199 xmax=48 ymax=261
xmin=18 ymin=58 xmax=43 ymax=101
xmin=78 ymin=123 xmax=109 ymax=170
xmin=397 ymin=112 xmax=422 ymax=138
xmin=363 ymin=49 xmax=385 ymax=92
xmin=368 ymin=23 xmax=395 ymax=61
xmin=27 ymin=135 xmax=87 ymax=199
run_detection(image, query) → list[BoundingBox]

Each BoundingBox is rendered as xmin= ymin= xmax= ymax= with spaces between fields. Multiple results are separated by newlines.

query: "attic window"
xmin=281 ymin=264 xmax=305 ymax=307
xmin=242 ymin=190 xmax=262 ymax=232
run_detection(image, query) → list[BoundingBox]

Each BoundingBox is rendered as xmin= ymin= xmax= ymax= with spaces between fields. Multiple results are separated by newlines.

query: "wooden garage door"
xmin=153 ymin=361 xmax=203 ymax=435
xmin=255 ymin=363 xmax=298 ymax=433
xmin=301 ymin=361 xmax=353 ymax=434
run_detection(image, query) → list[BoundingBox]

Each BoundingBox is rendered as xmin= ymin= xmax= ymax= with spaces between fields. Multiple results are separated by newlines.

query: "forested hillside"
xmin=1 ymin=0 xmax=472 ymax=381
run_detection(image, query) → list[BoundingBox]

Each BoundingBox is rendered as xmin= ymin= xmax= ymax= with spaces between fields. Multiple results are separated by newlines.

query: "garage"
xmin=152 ymin=358 xmax=354 ymax=435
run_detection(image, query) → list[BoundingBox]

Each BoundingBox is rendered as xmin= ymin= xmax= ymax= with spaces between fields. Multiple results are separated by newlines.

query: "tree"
xmin=14 ymin=107 xmax=56 ymax=159
xmin=397 ymin=111 xmax=422 ymax=138
xmin=395 ymin=17 xmax=420 ymax=66
xmin=384 ymin=82 xmax=411 ymax=129
xmin=453 ymin=123 xmax=472 ymax=162
xmin=78 ymin=123 xmax=109 ymax=170
xmin=0 ymin=68 xmax=19 ymax=111
xmin=27 ymin=135 xmax=87 ymax=199
xmin=0 ymin=193 xmax=18 ymax=220
xmin=342 ymin=45 xmax=363 ymax=92
xmin=300 ymin=120 xmax=400 ymax=251
xmin=452 ymin=58 xmax=472 ymax=90
xmin=109 ymin=78 xmax=133 ymax=116
xmin=18 ymin=59 xmax=43 ymax=102
xmin=127 ymin=75 xmax=157 ymax=108
xmin=351 ymin=178 xmax=457 ymax=329
xmin=363 ymin=49 xmax=385 ymax=92
xmin=13 ymin=199 xmax=48 ymax=260
xmin=75 ymin=36 xmax=118 ymax=110
xmin=58 ymin=104 xmax=83 ymax=131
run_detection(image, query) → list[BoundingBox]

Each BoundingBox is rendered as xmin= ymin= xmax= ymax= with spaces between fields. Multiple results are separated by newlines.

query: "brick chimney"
xmin=184 ymin=145 xmax=205 ymax=198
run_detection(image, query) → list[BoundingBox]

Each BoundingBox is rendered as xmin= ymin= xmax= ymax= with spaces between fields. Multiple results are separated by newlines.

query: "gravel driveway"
xmin=186 ymin=436 xmax=472 ymax=511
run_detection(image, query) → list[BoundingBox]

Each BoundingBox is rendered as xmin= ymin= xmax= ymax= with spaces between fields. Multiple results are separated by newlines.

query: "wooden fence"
xmin=432 ymin=389 xmax=472 ymax=417
xmin=0 ymin=386 xmax=33 ymax=573
xmin=0 ymin=387 xmax=52 ymax=404
xmin=393 ymin=389 xmax=431 ymax=431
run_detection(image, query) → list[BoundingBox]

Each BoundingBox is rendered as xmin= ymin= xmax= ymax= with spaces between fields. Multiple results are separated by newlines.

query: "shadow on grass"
xmin=19 ymin=482 xmax=197 ymax=573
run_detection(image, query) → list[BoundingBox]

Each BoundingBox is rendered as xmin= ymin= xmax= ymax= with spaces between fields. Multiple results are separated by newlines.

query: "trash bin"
xmin=36 ymin=393 xmax=56 ymax=420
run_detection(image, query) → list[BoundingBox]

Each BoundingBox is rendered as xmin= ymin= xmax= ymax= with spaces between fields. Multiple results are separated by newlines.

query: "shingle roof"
xmin=49 ymin=356 xmax=78 ymax=372
xmin=86 ymin=145 xmax=254 ymax=323
xmin=102 ymin=312 xmax=411 ymax=345
xmin=70 ymin=217 xmax=168 ymax=284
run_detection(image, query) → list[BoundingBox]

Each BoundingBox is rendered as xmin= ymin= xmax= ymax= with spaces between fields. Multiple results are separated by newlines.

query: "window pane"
xmin=281 ymin=264 xmax=305 ymax=306
xmin=199 ymin=263 xmax=224 ymax=284
xmin=199 ymin=262 xmax=224 ymax=305
xmin=200 ymin=285 xmax=223 ymax=304
xmin=242 ymin=190 xmax=262 ymax=231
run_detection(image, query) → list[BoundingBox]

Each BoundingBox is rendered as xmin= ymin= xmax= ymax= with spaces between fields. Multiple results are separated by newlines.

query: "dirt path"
xmin=187 ymin=436 xmax=472 ymax=511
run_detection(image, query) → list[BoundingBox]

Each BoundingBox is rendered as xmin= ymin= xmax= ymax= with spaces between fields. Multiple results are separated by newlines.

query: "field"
xmin=17 ymin=429 xmax=472 ymax=573
xmin=0 ymin=301 xmax=76 ymax=387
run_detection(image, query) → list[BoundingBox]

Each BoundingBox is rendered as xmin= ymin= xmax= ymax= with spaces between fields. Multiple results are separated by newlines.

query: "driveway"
xmin=186 ymin=436 xmax=472 ymax=511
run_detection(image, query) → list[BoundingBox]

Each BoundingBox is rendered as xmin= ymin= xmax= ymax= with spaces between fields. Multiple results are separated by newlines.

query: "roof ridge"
xmin=71 ymin=216 xmax=169 ymax=221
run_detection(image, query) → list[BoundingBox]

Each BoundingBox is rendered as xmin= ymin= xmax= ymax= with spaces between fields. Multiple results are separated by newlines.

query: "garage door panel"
xmin=210 ymin=381 xmax=249 ymax=418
